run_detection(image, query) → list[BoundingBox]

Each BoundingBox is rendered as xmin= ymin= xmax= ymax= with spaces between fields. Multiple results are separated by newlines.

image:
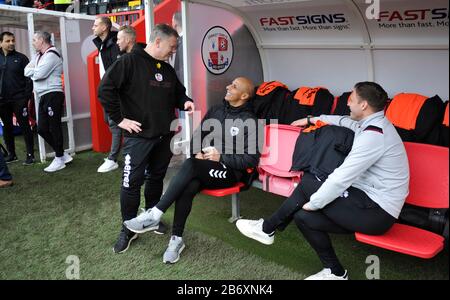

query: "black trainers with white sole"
xmin=113 ymin=227 xmax=138 ymax=254
xmin=153 ymin=221 xmax=168 ymax=235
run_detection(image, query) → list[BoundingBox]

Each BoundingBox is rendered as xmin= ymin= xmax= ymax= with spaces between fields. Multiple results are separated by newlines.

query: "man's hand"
xmin=203 ymin=147 xmax=220 ymax=162
xmin=291 ymin=118 xmax=308 ymax=127
xmin=118 ymin=118 xmax=142 ymax=134
xmin=184 ymin=101 xmax=195 ymax=114
xmin=302 ymin=202 xmax=316 ymax=211
xmin=195 ymin=152 xmax=205 ymax=160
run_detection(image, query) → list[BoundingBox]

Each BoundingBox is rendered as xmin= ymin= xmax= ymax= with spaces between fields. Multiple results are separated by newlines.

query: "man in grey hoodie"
xmin=25 ymin=31 xmax=72 ymax=172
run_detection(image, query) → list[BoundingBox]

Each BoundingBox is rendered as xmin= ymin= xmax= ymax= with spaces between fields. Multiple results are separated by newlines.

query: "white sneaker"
xmin=235 ymin=218 xmax=274 ymax=245
xmin=97 ymin=158 xmax=119 ymax=173
xmin=304 ymin=268 xmax=348 ymax=280
xmin=63 ymin=153 xmax=73 ymax=164
xmin=44 ymin=157 xmax=66 ymax=173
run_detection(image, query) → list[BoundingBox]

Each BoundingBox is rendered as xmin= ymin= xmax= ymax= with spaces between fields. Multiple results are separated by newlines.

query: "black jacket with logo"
xmin=93 ymin=31 xmax=120 ymax=72
xmin=191 ymin=100 xmax=260 ymax=172
xmin=0 ymin=50 xmax=33 ymax=102
xmin=98 ymin=45 xmax=192 ymax=139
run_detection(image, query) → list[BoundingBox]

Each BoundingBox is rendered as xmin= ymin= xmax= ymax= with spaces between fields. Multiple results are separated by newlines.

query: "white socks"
xmin=151 ymin=207 xmax=164 ymax=220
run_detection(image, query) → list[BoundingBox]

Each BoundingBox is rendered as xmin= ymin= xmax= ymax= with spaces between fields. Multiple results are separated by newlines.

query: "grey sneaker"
xmin=123 ymin=209 xmax=159 ymax=234
xmin=163 ymin=236 xmax=185 ymax=264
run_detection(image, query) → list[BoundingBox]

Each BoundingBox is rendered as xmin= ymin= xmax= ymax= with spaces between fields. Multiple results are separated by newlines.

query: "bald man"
xmin=124 ymin=77 xmax=260 ymax=264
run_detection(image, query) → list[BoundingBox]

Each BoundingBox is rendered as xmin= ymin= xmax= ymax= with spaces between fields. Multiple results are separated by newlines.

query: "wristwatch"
xmin=307 ymin=115 xmax=314 ymax=126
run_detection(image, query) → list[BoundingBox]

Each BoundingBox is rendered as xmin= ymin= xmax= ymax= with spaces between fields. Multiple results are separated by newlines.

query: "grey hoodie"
xmin=24 ymin=46 xmax=63 ymax=98
xmin=307 ymin=111 xmax=410 ymax=219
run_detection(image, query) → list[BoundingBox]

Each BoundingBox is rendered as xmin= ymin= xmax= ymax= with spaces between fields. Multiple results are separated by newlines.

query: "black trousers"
xmin=37 ymin=92 xmax=65 ymax=157
xmin=0 ymin=98 xmax=34 ymax=156
xmin=120 ymin=135 xmax=174 ymax=222
xmin=264 ymin=173 xmax=396 ymax=270
xmin=156 ymin=158 xmax=240 ymax=237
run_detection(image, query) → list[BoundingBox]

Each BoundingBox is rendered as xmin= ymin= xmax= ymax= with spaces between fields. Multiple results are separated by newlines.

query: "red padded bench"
xmin=201 ymin=182 xmax=246 ymax=223
xmin=355 ymin=142 xmax=449 ymax=259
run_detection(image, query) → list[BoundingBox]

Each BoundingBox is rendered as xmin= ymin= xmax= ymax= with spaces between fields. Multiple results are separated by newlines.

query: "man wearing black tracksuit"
xmin=124 ymin=77 xmax=260 ymax=264
xmin=0 ymin=31 xmax=34 ymax=164
xmin=98 ymin=24 xmax=195 ymax=254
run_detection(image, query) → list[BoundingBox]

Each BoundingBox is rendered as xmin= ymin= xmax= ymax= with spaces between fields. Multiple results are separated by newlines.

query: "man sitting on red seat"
xmin=124 ymin=77 xmax=260 ymax=264
xmin=236 ymin=82 xmax=409 ymax=280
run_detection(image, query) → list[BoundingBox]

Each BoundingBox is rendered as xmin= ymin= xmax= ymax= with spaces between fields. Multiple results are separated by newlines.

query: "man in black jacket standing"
xmin=124 ymin=77 xmax=260 ymax=264
xmin=0 ymin=32 xmax=35 ymax=165
xmin=92 ymin=16 xmax=122 ymax=173
xmin=98 ymin=24 xmax=195 ymax=254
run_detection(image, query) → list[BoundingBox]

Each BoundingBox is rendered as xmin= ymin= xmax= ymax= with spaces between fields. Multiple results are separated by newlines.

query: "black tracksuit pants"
xmin=264 ymin=172 xmax=396 ymax=272
xmin=37 ymin=92 xmax=65 ymax=157
xmin=156 ymin=158 xmax=240 ymax=237
xmin=120 ymin=134 xmax=174 ymax=222
xmin=0 ymin=98 xmax=34 ymax=156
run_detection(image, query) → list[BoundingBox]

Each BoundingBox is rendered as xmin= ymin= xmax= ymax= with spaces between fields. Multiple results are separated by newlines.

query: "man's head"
xmin=92 ymin=17 xmax=112 ymax=40
xmin=32 ymin=31 xmax=52 ymax=52
xmin=146 ymin=24 xmax=179 ymax=61
xmin=172 ymin=11 xmax=182 ymax=35
xmin=117 ymin=26 xmax=136 ymax=53
xmin=348 ymin=82 xmax=388 ymax=121
xmin=225 ymin=77 xmax=255 ymax=107
xmin=0 ymin=32 xmax=15 ymax=54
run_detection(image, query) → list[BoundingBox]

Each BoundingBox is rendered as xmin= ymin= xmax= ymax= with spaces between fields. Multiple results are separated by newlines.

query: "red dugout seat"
xmin=201 ymin=183 xmax=245 ymax=223
xmin=258 ymin=124 xmax=303 ymax=197
xmin=355 ymin=142 xmax=449 ymax=259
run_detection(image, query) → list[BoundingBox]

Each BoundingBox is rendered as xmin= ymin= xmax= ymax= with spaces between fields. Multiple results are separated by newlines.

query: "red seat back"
xmin=259 ymin=124 xmax=302 ymax=173
xmin=404 ymin=142 xmax=449 ymax=208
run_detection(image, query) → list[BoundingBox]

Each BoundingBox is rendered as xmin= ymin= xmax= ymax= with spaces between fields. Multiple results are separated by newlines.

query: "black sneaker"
xmin=153 ymin=221 xmax=168 ymax=235
xmin=23 ymin=154 xmax=35 ymax=166
xmin=113 ymin=227 xmax=138 ymax=254
xmin=5 ymin=154 xmax=18 ymax=164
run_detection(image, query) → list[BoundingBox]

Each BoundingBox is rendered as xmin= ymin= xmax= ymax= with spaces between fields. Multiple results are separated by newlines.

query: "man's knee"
xmin=293 ymin=209 xmax=313 ymax=230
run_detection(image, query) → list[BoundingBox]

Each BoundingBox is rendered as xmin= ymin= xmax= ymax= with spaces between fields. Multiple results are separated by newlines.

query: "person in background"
xmin=0 ymin=146 xmax=13 ymax=188
xmin=169 ymin=11 xmax=183 ymax=83
xmin=92 ymin=16 xmax=122 ymax=173
xmin=0 ymin=31 xmax=35 ymax=165
xmin=24 ymin=31 xmax=73 ymax=172
xmin=116 ymin=26 xmax=136 ymax=54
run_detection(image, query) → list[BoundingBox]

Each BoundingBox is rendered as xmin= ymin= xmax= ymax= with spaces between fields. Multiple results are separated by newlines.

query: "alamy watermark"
xmin=170 ymin=112 xmax=280 ymax=164
xmin=365 ymin=0 xmax=381 ymax=20
xmin=65 ymin=255 xmax=80 ymax=280
xmin=365 ymin=255 xmax=380 ymax=279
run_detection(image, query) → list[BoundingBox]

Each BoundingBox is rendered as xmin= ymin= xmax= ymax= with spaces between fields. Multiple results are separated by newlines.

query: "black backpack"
xmin=399 ymin=204 xmax=449 ymax=250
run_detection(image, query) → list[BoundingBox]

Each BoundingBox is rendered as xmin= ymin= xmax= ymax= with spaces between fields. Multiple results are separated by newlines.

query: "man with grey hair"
xmin=25 ymin=31 xmax=73 ymax=172
xmin=116 ymin=26 xmax=136 ymax=54
xmin=98 ymin=24 xmax=195 ymax=254
xmin=92 ymin=16 xmax=122 ymax=173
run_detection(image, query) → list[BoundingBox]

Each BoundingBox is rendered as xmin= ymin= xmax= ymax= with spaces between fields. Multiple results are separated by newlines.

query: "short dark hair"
xmin=0 ymin=31 xmax=14 ymax=42
xmin=354 ymin=82 xmax=388 ymax=112
xmin=149 ymin=24 xmax=179 ymax=43
xmin=97 ymin=16 xmax=112 ymax=32
xmin=34 ymin=31 xmax=52 ymax=45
